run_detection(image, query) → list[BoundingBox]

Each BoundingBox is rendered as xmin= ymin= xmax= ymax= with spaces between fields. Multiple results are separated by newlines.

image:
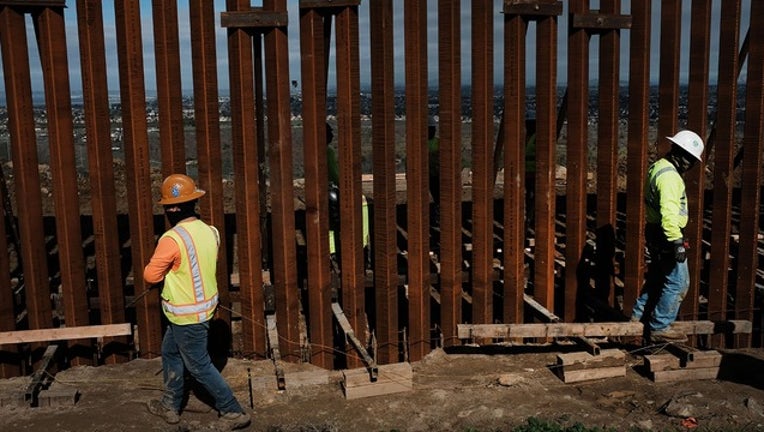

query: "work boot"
xmin=650 ymin=327 xmax=687 ymax=343
xmin=217 ymin=411 xmax=251 ymax=430
xmin=147 ymin=399 xmax=181 ymax=424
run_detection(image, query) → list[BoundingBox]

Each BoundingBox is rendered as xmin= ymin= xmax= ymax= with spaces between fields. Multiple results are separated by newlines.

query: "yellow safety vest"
xmin=160 ymin=220 xmax=220 ymax=325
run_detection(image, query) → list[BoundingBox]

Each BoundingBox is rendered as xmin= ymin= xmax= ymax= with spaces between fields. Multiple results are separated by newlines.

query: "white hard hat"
xmin=667 ymin=130 xmax=704 ymax=161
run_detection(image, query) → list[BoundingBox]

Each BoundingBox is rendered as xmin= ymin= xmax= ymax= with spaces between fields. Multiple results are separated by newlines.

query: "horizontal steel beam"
xmin=300 ymin=0 xmax=360 ymax=9
xmin=221 ymin=9 xmax=288 ymax=28
xmin=504 ymin=0 xmax=562 ymax=16
xmin=572 ymin=12 xmax=632 ymax=30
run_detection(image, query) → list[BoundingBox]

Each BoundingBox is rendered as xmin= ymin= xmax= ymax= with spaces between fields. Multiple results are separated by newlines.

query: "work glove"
xmin=673 ymin=238 xmax=688 ymax=263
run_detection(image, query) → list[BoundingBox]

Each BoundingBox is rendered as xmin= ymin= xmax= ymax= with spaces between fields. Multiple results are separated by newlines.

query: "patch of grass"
xmin=510 ymin=417 xmax=624 ymax=432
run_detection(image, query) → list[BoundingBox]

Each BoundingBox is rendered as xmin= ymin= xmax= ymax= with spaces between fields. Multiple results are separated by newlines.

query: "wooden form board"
xmin=556 ymin=348 xmax=626 ymax=383
xmin=342 ymin=362 xmax=413 ymax=400
xmin=457 ymin=320 xmax=752 ymax=340
xmin=0 ymin=324 xmax=132 ymax=346
xmin=644 ymin=348 xmax=722 ymax=383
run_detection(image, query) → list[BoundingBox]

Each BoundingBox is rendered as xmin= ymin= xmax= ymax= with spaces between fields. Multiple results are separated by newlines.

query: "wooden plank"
xmin=644 ymin=354 xmax=680 ymax=372
xmin=457 ymin=320 xmax=752 ymax=340
xmin=342 ymin=362 xmax=413 ymax=400
xmin=221 ymin=10 xmax=288 ymax=28
xmin=561 ymin=366 xmax=625 ymax=383
xmin=651 ymin=367 xmax=719 ymax=383
xmin=0 ymin=324 xmax=132 ymax=345
xmin=557 ymin=348 xmax=624 ymax=368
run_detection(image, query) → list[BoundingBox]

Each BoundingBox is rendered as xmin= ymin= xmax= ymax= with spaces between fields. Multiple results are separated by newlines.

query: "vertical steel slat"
xmin=369 ymin=0 xmax=399 ymax=363
xmin=76 ymin=0 xmax=127 ymax=364
xmin=151 ymin=0 xmax=186 ymax=175
xmin=594 ymin=0 xmax=621 ymax=307
xmin=0 ymin=169 xmax=16 ymax=376
xmin=564 ymin=0 xmax=589 ymax=322
xmin=708 ymin=0 xmax=741 ymax=348
xmin=502 ymin=11 xmax=527 ymax=325
xmin=33 ymin=6 xmax=90 ymax=365
xmin=623 ymin=1 xmax=651 ymax=316
xmin=657 ymin=0 xmax=681 ymax=152
xmin=299 ymin=5 xmax=332 ymax=368
xmin=403 ymin=0 xmax=430 ymax=361
xmin=335 ymin=5 xmax=365 ymax=369
xmin=439 ymin=0 xmax=463 ymax=345
xmin=0 ymin=6 xmax=52 ymax=336
xmin=735 ymin=0 xmax=764 ymax=348
xmin=532 ymin=14 xmax=557 ymax=312
xmin=189 ymin=0 xmax=229 ymax=323
xmin=263 ymin=0 xmax=300 ymax=362
xmin=470 ymin=0 xmax=493 ymax=338
xmin=0 ymin=33 xmax=18 ymax=372
xmin=683 ymin=0 xmax=712 ymax=326
xmin=226 ymin=0 xmax=266 ymax=359
xmin=114 ymin=0 xmax=162 ymax=357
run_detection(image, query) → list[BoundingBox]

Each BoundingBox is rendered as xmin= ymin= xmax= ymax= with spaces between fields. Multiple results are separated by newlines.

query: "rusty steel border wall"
xmin=0 ymin=0 xmax=762 ymax=377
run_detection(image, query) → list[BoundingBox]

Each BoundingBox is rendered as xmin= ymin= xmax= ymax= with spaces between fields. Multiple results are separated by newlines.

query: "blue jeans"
xmin=631 ymin=253 xmax=690 ymax=332
xmin=160 ymin=321 xmax=243 ymax=414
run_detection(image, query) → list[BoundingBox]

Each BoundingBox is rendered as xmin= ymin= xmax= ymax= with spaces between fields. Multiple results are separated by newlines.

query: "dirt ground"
xmin=1 ymin=343 xmax=764 ymax=432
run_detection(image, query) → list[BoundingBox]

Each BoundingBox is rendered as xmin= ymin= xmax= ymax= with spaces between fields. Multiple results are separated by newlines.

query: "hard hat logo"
xmin=158 ymin=174 xmax=206 ymax=205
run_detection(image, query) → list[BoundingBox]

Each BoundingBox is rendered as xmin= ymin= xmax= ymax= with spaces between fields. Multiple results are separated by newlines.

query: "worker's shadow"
xmin=182 ymin=317 xmax=233 ymax=413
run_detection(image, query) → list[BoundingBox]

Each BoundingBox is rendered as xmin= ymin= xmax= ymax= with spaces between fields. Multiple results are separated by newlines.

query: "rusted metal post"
xmin=623 ymin=1 xmax=651 ymax=316
xmin=298 ymin=3 xmax=333 ymax=368
xmin=0 ymin=6 xmax=53 ymax=354
xmin=403 ymin=0 xmax=430 ymax=361
xmin=683 ymin=0 xmax=712 ymax=328
xmin=114 ymin=0 xmax=162 ymax=357
xmin=335 ymin=3 xmax=366 ymax=370
xmin=657 ymin=0 xmax=681 ymax=153
xmin=708 ymin=0 xmax=742 ymax=348
xmin=469 ymin=0 xmax=493 ymax=344
xmin=532 ymin=11 xmax=558 ymax=314
xmin=151 ymin=0 xmax=186 ymax=176
xmin=439 ymin=0 xmax=463 ymax=346
xmin=225 ymin=0 xmax=267 ymax=358
xmin=263 ymin=0 xmax=301 ymax=362
xmin=369 ymin=0 xmax=399 ymax=363
xmin=189 ymin=0 xmax=230 ymax=323
xmin=594 ymin=0 xmax=621 ymax=307
xmin=76 ymin=0 xmax=128 ymax=365
xmin=501 ymin=5 xmax=528 ymax=325
xmin=564 ymin=0 xmax=590 ymax=323
xmin=735 ymin=0 xmax=764 ymax=348
xmin=33 ymin=5 xmax=90 ymax=365
xmin=0 ymin=159 xmax=18 ymax=376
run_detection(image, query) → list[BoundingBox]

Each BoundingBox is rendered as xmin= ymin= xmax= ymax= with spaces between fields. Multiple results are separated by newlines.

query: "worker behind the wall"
xmin=325 ymin=122 xmax=370 ymax=265
xmin=630 ymin=130 xmax=705 ymax=344
xmin=524 ymin=118 xmax=537 ymax=225
xmin=143 ymin=174 xmax=250 ymax=430
xmin=427 ymin=115 xmax=440 ymax=211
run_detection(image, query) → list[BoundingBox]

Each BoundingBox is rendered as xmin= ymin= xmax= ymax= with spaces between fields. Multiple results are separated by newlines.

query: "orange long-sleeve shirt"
xmin=143 ymin=236 xmax=181 ymax=284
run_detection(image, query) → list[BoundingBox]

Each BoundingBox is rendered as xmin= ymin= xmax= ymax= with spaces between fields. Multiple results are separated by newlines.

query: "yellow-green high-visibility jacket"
xmin=160 ymin=220 xmax=220 ymax=325
xmin=645 ymin=158 xmax=687 ymax=242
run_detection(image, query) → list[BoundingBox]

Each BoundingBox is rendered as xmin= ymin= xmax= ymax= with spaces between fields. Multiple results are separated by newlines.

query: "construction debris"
xmin=555 ymin=348 xmax=626 ymax=383
xmin=644 ymin=344 xmax=722 ymax=383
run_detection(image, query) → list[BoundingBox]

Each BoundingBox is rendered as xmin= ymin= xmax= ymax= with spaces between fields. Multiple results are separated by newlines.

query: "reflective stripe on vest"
xmin=161 ymin=223 xmax=218 ymax=324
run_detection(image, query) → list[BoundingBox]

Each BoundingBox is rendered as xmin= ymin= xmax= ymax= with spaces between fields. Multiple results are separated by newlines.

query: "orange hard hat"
xmin=158 ymin=174 xmax=206 ymax=205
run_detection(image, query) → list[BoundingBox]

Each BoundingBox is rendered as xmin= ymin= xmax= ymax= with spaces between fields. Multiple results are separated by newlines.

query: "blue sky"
xmin=0 ymin=0 xmax=752 ymax=95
